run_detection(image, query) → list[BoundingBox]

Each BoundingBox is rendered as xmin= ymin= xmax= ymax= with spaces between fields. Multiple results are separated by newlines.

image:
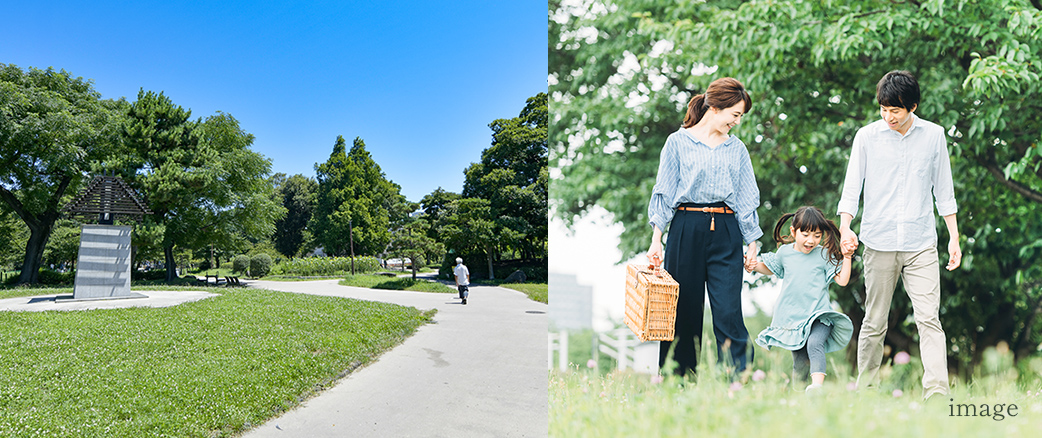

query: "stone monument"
xmin=62 ymin=173 xmax=152 ymax=300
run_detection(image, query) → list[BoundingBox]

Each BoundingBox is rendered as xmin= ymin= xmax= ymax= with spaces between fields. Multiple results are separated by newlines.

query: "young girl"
xmin=746 ymin=206 xmax=854 ymax=392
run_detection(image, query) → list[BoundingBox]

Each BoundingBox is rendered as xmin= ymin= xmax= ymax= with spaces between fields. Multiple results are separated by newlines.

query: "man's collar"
xmin=875 ymin=113 xmax=921 ymax=134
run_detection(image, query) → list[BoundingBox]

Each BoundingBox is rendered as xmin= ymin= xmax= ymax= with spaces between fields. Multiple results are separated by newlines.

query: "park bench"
xmin=204 ymin=274 xmax=225 ymax=286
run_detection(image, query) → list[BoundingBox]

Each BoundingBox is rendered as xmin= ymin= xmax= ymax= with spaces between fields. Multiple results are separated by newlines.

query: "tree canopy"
xmin=121 ymin=90 xmax=281 ymax=281
xmin=0 ymin=64 xmax=124 ymax=283
xmin=312 ymin=136 xmax=406 ymax=257
xmin=272 ymin=173 xmax=318 ymax=258
xmin=551 ymin=0 xmax=1042 ymax=374
xmin=463 ymin=92 xmax=549 ymax=261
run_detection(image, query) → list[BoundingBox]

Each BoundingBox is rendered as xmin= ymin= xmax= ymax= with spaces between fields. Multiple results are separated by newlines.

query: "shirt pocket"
xmin=911 ymin=146 xmax=937 ymax=179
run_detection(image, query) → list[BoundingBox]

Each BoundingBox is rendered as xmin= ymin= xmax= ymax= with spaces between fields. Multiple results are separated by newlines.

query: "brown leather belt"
xmin=677 ymin=206 xmax=734 ymax=214
xmin=677 ymin=206 xmax=733 ymax=231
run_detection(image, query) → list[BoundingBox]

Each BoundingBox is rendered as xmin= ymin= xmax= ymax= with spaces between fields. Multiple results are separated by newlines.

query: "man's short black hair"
xmin=876 ymin=70 xmax=920 ymax=111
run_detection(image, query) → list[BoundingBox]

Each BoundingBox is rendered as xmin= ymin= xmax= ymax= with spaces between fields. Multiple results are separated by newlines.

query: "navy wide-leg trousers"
xmin=658 ymin=202 xmax=751 ymax=377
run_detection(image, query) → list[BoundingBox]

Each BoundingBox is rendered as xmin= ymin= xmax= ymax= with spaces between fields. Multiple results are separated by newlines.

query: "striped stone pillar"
xmin=72 ymin=225 xmax=145 ymax=300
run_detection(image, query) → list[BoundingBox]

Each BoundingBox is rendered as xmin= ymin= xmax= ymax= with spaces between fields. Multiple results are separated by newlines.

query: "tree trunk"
xmin=486 ymin=244 xmax=495 ymax=280
xmin=18 ymin=219 xmax=55 ymax=284
xmin=3 ymin=174 xmax=71 ymax=285
xmin=164 ymin=244 xmax=178 ymax=283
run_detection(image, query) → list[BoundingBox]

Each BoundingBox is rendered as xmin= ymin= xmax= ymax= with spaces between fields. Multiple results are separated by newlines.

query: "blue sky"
xmin=2 ymin=1 xmax=547 ymax=202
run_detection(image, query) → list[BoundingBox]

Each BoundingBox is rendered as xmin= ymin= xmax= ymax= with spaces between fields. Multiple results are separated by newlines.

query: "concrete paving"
xmin=0 ymin=290 xmax=218 ymax=312
xmin=240 ymin=279 xmax=548 ymax=438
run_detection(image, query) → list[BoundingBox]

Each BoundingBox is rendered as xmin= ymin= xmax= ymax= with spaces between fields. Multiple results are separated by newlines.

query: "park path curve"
xmin=240 ymin=279 xmax=548 ymax=438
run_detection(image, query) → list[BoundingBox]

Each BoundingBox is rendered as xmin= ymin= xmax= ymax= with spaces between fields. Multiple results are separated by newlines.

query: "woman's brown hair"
xmin=682 ymin=77 xmax=753 ymax=128
xmin=772 ymin=206 xmax=844 ymax=266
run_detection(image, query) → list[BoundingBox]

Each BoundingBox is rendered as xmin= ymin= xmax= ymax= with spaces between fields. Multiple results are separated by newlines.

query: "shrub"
xmin=131 ymin=269 xmax=168 ymax=281
xmin=271 ymin=256 xmax=381 ymax=277
xmin=232 ymin=255 xmax=250 ymax=274
xmin=518 ymin=265 xmax=548 ymax=283
xmin=37 ymin=268 xmax=75 ymax=285
xmin=250 ymin=254 xmax=273 ymax=278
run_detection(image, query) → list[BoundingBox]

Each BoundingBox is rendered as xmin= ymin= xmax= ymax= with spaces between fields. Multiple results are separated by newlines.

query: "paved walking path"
xmin=240 ymin=279 xmax=548 ymax=438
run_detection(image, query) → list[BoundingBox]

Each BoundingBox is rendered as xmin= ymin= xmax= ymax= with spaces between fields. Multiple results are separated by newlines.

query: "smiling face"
xmin=880 ymin=104 xmax=916 ymax=135
xmin=790 ymin=226 xmax=823 ymax=254
xmin=712 ymin=102 xmax=746 ymax=133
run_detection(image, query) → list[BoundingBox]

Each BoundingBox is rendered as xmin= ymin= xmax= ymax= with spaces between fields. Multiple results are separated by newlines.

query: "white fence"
xmin=548 ymin=328 xmax=658 ymax=373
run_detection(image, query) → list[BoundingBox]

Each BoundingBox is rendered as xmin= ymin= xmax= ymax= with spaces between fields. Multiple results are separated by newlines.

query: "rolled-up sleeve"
xmin=933 ymin=133 xmax=958 ymax=216
xmin=648 ymin=137 xmax=678 ymax=232
xmin=733 ymin=145 xmax=763 ymax=244
xmin=837 ymin=131 xmax=866 ymax=217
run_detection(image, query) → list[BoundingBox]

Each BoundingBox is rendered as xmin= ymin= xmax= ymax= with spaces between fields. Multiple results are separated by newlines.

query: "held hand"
xmin=840 ymin=228 xmax=859 ymax=252
xmin=647 ymin=240 xmax=664 ymax=268
xmin=744 ymin=255 xmax=757 ymax=273
xmin=744 ymin=242 xmax=758 ymax=272
xmin=841 ymin=239 xmax=858 ymax=258
xmin=946 ymin=238 xmax=962 ymax=271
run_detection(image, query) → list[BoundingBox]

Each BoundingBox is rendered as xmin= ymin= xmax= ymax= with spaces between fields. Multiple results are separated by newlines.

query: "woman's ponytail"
xmin=682 ymin=94 xmax=709 ymax=128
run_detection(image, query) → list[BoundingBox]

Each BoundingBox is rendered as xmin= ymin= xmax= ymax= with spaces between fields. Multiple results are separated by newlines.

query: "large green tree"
xmin=419 ymin=187 xmax=461 ymax=241
xmin=551 ymin=0 xmax=1042 ymax=375
xmin=438 ymin=197 xmax=499 ymax=279
xmin=121 ymin=91 xmax=280 ymax=282
xmin=312 ymin=136 xmax=407 ymax=257
xmin=463 ymin=93 xmax=549 ymax=261
xmin=386 ymin=218 xmax=444 ymax=279
xmin=271 ymin=173 xmax=317 ymax=258
xmin=0 ymin=64 xmax=124 ymax=284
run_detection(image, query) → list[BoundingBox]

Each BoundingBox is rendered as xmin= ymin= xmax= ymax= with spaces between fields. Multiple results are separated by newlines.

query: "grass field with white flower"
xmin=551 ymin=313 xmax=1042 ymax=437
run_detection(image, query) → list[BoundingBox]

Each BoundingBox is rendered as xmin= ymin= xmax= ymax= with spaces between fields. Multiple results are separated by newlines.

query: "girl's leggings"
xmin=792 ymin=319 xmax=833 ymax=382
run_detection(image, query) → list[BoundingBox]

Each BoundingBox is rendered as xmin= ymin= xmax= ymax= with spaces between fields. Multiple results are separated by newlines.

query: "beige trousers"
xmin=856 ymin=247 xmax=949 ymax=399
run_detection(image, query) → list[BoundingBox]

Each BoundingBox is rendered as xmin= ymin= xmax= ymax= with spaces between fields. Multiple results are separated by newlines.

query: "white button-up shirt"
xmin=837 ymin=115 xmax=958 ymax=252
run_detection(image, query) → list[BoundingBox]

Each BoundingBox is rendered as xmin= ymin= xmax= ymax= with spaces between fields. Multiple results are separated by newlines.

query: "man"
xmin=454 ymin=257 xmax=470 ymax=305
xmin=837 ymin=70 xmax=961 ymax=401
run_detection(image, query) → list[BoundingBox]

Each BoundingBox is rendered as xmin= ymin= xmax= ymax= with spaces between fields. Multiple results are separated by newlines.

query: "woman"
xmin=647 ymin=77 xmax=762 ymax=377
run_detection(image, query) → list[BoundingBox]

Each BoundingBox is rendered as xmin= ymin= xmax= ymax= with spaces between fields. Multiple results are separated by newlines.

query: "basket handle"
xmin=643 ymin=254 xmax=665 ymax=278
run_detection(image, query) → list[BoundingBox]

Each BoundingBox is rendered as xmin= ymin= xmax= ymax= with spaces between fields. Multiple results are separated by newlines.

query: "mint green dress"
xmin=755 ymin=245 xmax=853 ymax=352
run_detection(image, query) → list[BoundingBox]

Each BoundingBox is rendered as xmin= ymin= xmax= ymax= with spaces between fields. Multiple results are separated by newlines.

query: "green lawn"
xmin=0 ymin=288 xmax=433 ymax=437
xmin=551 ymin=367 xmax=1042 ymax=437
xmin=338 ymin=274 xmax=457 ymax=293
xmin=552 ymin=313 xmax=1042 ymax=437
xmin=495 ymin=282 xmax=548 ymax=304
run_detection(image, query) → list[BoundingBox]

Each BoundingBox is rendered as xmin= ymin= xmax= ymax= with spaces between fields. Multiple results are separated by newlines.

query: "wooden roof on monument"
xmin=62 ymin=175 xmax=152 ymax=221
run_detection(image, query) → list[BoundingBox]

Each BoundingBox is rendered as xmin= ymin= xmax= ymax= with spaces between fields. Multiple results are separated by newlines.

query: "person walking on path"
xmin=746 ymin=207 xmax=854 ymax=393
xmin=837 ymin=70 xmax=961 ymax=401
xmin=646 ymin=77 xmax=762 ymax=377
xmin=454 ymin=257 xmax=470 ymax=305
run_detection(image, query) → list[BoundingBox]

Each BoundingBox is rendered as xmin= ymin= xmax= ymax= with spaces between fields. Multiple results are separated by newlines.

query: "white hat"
xmin=455 ymin=257 xmax=463 ymax=264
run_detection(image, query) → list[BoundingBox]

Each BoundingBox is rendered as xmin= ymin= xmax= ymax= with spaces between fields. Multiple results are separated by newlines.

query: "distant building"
xmin=549 ymin=273 xmax=592 ymax=331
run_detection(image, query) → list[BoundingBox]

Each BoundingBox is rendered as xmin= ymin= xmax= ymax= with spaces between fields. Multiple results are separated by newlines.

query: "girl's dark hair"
xmin=772 ymin=206 xmax=844 ymax=266
xmin=876 ymin=70 xmax=920 ymax=111
xmin=682 ymin=77 xmax=752 ymax=128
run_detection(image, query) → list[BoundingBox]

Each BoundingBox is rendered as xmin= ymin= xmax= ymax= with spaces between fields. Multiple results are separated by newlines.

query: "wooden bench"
xmin=204 ymin=274 xmax=225 ymax=286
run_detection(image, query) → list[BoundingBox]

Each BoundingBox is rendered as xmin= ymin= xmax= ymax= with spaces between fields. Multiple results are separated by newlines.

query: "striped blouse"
xmin=647 ymin=128 xmax=763 ymax=244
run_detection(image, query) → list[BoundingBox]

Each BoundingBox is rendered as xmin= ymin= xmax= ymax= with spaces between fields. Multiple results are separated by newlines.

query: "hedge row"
xmin=271 ymin=256 xmax=381 ymax=277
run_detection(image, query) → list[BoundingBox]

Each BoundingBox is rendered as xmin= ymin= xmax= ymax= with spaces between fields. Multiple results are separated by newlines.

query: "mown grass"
xmin=0 ymin=288 xmax=434 ymax=437
xmin=551 ymin=312 xmax=1042 ymax=437
xmin=494 ymin=282 xmax=548 ymax=304
xmin=338 ymin=274 xmax=457 ymax=293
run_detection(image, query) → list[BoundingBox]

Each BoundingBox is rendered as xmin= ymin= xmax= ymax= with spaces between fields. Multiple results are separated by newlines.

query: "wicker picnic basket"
xmin=624 ymin=263 xmax=680 ymax=342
